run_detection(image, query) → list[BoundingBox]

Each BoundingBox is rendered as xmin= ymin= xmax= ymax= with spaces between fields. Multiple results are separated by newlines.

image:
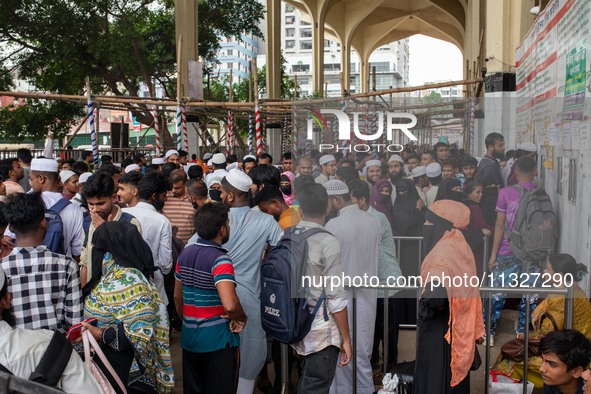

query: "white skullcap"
xmin=212 ymin=153 xmax=227 ymax=165
xmin=79 ymin=172 xmax=93 ymax=184
xmin=517 ymin=142 xmax=537 ymax=153
xmin=323 ymin=180 xmax=349 ymax=196
xmin=388 ymin=155 xmax=403 ymax=163
xmin=411 ymin=166 xmax=427 ymax=177
xmin=226 ymin=162 xmax=238 ymax=171
xmin=319 ymin=155 xmax=336 ymax=166
xmin=125 ymin=164 xmax=140 ymax=173
xmin=59 ymin=170 xmax=76 ymax=183
xmin=203 ymin=152 xmax=213 ymax=161
xmin=243 ymin=154 xmax=257 ymax=161
xmin=365 ymin=159 xmax=381 ymax=168
xmin=207 ymin=159 xmax=213 ymax=166
xmin=225 ymin=168 xmax=252 ymax=192
xmin=426 ymin=163 xmax=442 ymax=178
xmin=152 ymin=157 xmax=165 ymax=165
xmin=165 ymin=149 xmax=179 ymax=159
xmin=31 ymin=158 xmax=58 ymax=173
xmin=207 ymin=176 xmax=222 ymax=189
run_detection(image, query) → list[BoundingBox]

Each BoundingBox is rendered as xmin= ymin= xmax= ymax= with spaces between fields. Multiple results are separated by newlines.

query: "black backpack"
xmin=260 ymin=227 xmax=329 ymax=344
xmin=0 ymin=331 xmax=72 ymax=388
xmin=505 ymin=182 xmax=557 ymax=262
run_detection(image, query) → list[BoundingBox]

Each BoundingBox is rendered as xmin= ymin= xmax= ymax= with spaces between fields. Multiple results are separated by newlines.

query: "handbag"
xmin=386 ymin=360 xmax=415 ymax=394
xmin=489 ymin=370 xmax=534 ymax=394
xmin=82 ymin=330 xmax=127 ymax=394
xmin=500 ymin=312 xmax=558 ymax=362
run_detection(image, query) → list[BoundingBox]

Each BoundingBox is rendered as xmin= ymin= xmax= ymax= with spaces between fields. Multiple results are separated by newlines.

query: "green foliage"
xmin=424 ymin=90 xmax=444 ymax=104
xmin=0 ymin=0 xmax=264 ymax=141
xmin=0 ymin=100 xmax=82 ymax=141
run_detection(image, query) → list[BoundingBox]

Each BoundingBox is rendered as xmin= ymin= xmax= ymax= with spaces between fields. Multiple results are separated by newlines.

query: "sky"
xmin=408 ymin=35 xmax=463 ymax=86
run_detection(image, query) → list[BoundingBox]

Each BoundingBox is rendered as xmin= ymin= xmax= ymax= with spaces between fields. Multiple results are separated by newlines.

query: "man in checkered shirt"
xmin=0 ymin=192 xmax=82 ymax=332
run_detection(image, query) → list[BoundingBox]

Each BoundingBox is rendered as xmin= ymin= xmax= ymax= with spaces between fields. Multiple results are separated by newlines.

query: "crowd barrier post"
xmin=480 ymin=286 xmax=572 ymax=394
xmin=280 ymin=343 xmax=289 ymax=394
xmin=392 ymin=236 xmax=423 ymax=330
xmin=349 ymin=284 xmax=421 ymax=394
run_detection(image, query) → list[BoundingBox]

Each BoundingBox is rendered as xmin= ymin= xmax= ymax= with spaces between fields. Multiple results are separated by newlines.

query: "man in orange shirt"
xmin=256 ymin=185 xmax=301 ymax=230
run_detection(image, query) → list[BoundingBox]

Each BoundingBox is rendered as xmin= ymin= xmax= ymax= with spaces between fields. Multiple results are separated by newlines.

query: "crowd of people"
xmin=0 ymin=139 xmax=589 ymax=394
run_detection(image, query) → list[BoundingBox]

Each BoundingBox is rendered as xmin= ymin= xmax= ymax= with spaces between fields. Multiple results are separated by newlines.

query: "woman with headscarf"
xmin=463 ymin=181 xmax=492 ymax=276
xmin=435 ymin=177 xmax=464 ymax=202
xmin=414 ymin=200 xmax=485 ymax=394
xmin=82 ymin=221 xmax=174 ymax=394
xmin=280 ymin=171 xmax=296 ymax=206
xmin=392 ymin=178 xmax=425 ymax=324
xmin=370 ymin=179 xmax=396 ymax=234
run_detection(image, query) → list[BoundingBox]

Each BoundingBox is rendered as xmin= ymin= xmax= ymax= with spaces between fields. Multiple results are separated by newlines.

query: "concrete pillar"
xmin=175 ymin=0 xmax=198 ymax=98
xmin=341 ymin=41 xmax=351 ymax=93
xmin=360 ymin=54 xmax=370 ymax=94
xmin=266 ymin=0 xmax=282 ymax=98
xmin=312 ymin=15 xmax=325 ymax=95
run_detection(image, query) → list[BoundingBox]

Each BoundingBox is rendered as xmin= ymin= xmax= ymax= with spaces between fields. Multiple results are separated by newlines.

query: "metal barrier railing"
xmin=277 ymin=282 xmax=575 ymax=394
xmin=482 ymin=285 xmax=574 ymax=394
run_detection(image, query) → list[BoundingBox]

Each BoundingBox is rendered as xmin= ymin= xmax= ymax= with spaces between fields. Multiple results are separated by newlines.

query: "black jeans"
xmin=182 ymin=345 xmax=240 ymax=394
xmin=297 ymin=346 xmax=339 ymax=394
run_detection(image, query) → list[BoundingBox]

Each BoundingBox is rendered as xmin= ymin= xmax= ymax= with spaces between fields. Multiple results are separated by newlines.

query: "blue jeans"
xmin=482 ymin=255 xmax=540 ymax=335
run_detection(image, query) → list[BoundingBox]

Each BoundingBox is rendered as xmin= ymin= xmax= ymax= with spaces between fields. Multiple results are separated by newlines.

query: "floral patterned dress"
xmin=85 ymin=253 xmax=174 ymax=393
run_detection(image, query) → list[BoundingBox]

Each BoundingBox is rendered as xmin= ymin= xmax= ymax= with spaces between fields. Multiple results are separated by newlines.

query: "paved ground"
xmin=169 ymin=309 xmax=536 ymax=393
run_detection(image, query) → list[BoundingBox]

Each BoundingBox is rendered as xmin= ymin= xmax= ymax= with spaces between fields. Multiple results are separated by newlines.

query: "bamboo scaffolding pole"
xmin=63 ymin=112 xmax=91 ymax=148
xmin=133 ymin=121 xmax=156 ymax=149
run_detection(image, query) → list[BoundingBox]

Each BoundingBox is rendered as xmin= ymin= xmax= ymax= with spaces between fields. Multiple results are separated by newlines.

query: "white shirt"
xmin=42 ymin=191 xmax=83 ymax=258
xmin=0 ymin=321 xmax=102 ymax=393
xmin=205 ymin=168 xmax=229 ymax=184
xmin=122 ymin=202 xmax=173 ymax=304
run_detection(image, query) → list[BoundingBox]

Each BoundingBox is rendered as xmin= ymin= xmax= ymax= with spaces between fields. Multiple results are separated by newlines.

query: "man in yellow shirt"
xmin=257 ymin=185 xmax=301 ymax=230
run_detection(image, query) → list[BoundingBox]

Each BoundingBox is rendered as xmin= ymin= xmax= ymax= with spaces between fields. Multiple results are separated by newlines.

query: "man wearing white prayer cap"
xmin=364 ymin=159 xmax=382 ymax=186
xmin=242 ymin=155 xmax=257 ymax=174
xmin=411 ymin=165 xmax=428 ymax=205
xmin=152 ymin=157 xmax=165 ymax=165
xmin=386 ymin=154 xmax=405 ymax=204
xmin=71 ymin=172 xmax=92 ymax=213
xmin=124 ymin=164 xmax=140 ymax=174
xmin=165 ymin=149 xmax=179 ymax=166
xmin=59 ymin=170 xmax=79 ymax=200
xmin=193 ymin=168 xmax=280 ymax=393
xmin=503 ymin=141 xmax=538 ymax=186
xmin=322 ymin=179 xmax=380 ymax=394
xmin=27 ymin=158 xmax=83 ymax=259
xmin=315 ymin=155 xmax=337 ymax=185
xmin=205 ymin=153 xmax=229 ymax=184
xmin=424 ymin=162 xmax=442 ymax=207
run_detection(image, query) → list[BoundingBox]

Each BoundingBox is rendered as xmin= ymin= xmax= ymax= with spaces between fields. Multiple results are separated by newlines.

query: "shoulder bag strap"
xmin=82 ymin=330 xmax=128 ymax=394
xmin=540 ymin=312 xmax=559 ymax=331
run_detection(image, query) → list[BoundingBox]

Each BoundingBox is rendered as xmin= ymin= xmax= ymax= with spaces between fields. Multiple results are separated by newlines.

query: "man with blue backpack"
xmin=290 ymin=183 xmax=351 ymax=393
xmin=27 ymin=158 xmax=83 ymax=261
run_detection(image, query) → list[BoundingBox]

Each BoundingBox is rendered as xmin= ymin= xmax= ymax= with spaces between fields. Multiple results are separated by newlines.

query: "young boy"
xmin=440 ymin=158 xmax=458 ymax=181
xmin=540 ymin=329 xmax=591 ymax=394
xmin=174 ymin=203 xmax=247 ymax=394
xmin=461 ymin=156 xmax=478 ymax=191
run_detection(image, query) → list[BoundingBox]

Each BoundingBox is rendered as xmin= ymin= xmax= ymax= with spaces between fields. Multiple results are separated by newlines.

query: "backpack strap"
xmin=0 ymin=362 xmax=12 ymax=375
xmin=49 ymin=198 xmax=71 ymax=213
xmin=29 ymin=331 xmax=72 ymax=386
xmin=310 ymin=289 xmax=329 ymax=322
xmin=119 ymin=212 xmax=134 ymax=223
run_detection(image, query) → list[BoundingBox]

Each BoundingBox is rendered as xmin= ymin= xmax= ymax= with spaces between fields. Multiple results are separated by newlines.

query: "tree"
xmin=424 ymin=90 xmax=444 ymax=104
xmin=0 ymin=0 xmax=264 ymax=144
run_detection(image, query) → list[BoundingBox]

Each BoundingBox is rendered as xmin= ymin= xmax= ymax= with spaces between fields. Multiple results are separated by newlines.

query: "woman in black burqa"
xmin=392 ymin=178 xmax=425 ymax=325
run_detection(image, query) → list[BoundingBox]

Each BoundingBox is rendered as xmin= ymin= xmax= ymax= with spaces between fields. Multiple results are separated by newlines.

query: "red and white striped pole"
xmin=256 ymin=106 xmax=262 ymax=155
xmin=152 ymin=107 xmax=161 ymax=156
